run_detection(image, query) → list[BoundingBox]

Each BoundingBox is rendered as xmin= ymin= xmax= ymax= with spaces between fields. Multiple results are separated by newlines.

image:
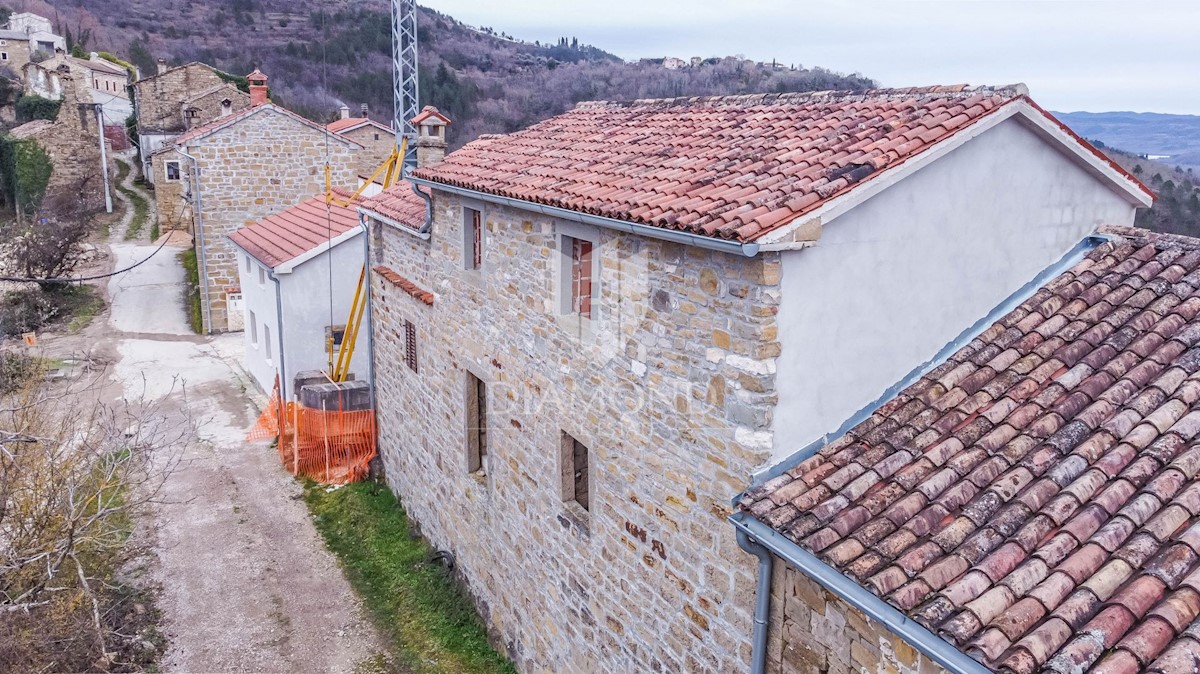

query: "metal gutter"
xmin=735 ymin=529 xmax=773 ymax=674
xmin=752 ymin=233 xmax=1107 ymax=485
xmin=357 ymin=206 xmax=431 ymax=240
xmin=407 ymin=177 xmax=761 ymax=257
xmin=176 ymin=147 xmax=213 ymax=333
xmin=730 ymin=513 xmax=993 ymax=674
xmin=359 ymin=218 xmax=377 ymax=412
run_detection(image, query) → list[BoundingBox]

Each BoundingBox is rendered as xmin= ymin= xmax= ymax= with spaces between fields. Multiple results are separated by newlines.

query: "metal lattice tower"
xmin=392 ymin=0 xmax=419 ymax=170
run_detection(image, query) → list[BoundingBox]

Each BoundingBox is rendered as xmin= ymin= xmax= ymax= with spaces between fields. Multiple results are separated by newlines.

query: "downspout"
xmin=736 ymin=529 xmax=773 ymax=674
xmin=411 ymin=179 xmax=433 ymax=234
xmin=176 ymin=146 xmax=213 ymax=333
xmin=268 ymin=269 xmax=288 ymax=400
xmin=359 ymin=216 xmax=376 ymax=411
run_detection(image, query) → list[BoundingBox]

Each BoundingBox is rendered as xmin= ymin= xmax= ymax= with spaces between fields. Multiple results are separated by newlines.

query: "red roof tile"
xmin=741 ymin=227 xmax=1200 ymax=672
xmin=228 ymin=189 xmax=363 ymax=269
xmin=372 ymin=265 xmax=433 ymax=305
xmin=327 ymin=117 xmax=393 ymax=134
xmin=358 ymin=180 xmax=428 ymax=230
xmin=174 ymin=103 xmax=361 ymax=148
xmin=411 ymin=85 xmax=1033 ymax=242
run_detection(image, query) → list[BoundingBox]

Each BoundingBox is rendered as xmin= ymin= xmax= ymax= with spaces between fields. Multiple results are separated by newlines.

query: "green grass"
xmin=58 ymin=285 xmax=104 ymax=334
xmin=114 ymin=158 xmax=151 ymax=241
xmin=179 ymin=248 xmax=203 ymax=334
xmin=304 ymin=481 xmax=516 ymax=674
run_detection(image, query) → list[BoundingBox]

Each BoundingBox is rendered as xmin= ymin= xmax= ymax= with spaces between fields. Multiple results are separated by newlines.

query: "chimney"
xmin=220 ymin=98 xmax=233 ymax=118
xmin=247 ymin=68 xmax=269 ymax=107
xmin=360 ymin=103 xmax=369 ymax=117
xmin=338 ymin=104 xmax=350 ymax=120
xmin=156 ymin=58 xmax=167 ymax=75
xmin=413 ymin=105 xmax=449 ymax=168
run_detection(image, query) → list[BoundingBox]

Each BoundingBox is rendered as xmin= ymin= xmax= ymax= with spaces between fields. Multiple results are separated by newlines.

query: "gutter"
xmin=406 ymin=177 xmax=760 ymax=257
xmin=729 ymin=513 xmax=993 ymax=674
xmin=359 ymin=216 xmax=377 ymax=412
xmin=176 ymin=147 xmax=213 ymax=333
xmin=268 ymin=269 xmax=288 ymax=400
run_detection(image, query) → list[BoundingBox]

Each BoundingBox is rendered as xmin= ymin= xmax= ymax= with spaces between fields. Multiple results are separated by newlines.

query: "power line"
xmin=0 ymin=232 xmax=172 ymax=284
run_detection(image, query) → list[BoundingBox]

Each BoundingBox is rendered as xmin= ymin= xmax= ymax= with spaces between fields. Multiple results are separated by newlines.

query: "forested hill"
xmin=32 ymin=0 xmax=874 ymax=146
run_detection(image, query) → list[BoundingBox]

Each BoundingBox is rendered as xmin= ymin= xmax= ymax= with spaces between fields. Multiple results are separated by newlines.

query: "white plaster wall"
xmin=237 ymin=238 xmax=368 ymax=397
xmin=238 ymin=252 xmax=280 ymax=395
xmin=771 ymin=116 xmax=1140 ymax=464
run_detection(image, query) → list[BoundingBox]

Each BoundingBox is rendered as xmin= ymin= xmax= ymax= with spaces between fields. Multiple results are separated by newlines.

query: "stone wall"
xmin=183 ymin=84 xmax=249 ymax=129
xmin=370 ymin=192 xmax=782 ymax=672
xmin=188 ymin=106 xmax=357 ymax=332
xmin=133 ymin=63 xmax=223 ymax=133
xmin=150 ymin=148 xmax=188 ymax=231
xmin=16 ymin=74 xmax=108 ymax=201
xmin=338 ymin=123 xmax=394 ymax=178
xmin=2 ymin=39 xmax=33 ymax=72
xmin=767 ymin=562 xmax=948 ymax=674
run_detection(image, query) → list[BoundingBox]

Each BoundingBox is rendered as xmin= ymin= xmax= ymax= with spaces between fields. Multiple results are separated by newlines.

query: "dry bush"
xmin=0 ymin=368 xmax=190 ymax=672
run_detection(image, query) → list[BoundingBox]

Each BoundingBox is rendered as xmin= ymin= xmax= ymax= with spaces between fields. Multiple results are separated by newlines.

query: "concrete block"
xmin=293 ymin=369 xmax=354 ymax=394
xmin=299 ymin=379 xmax=371 ymax=411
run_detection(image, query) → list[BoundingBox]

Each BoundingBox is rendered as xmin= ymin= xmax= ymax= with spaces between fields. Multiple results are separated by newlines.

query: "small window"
xmin=1 ymin=53 xmax=8 ymax=61
xmin=0 ymin=40 xmax=7 ymax=46
xmin=326 ymin=325 xmax=346 ymax=349
xmin=404 ymin=320 xmax=417 ymax=372
xmin=567 ymin=236 xmax=594 ymax=319
xmin=463 ymin=207 xmax=482 ymax=270
xmin=248 ymin=310 xmax=258 ymax=345
xmin=164 ymin=160 xmax=181 ymax=181
xmin=373 ymin=132 xmax=380 ymax=141
xmin=561 ymin=432 xmax=590 ymax=511
xmin=465 ymin=372 xmax=487 ymax=473
xmin=258 ymin=265 xmax=266 ymax=287
xmin=263 ymin=324 xmax=272 ymax=361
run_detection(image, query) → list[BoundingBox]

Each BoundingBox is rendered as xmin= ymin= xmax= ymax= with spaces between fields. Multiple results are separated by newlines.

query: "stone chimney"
xmin=247 ymin=68 xmax=268 ymax=107
xmin=412 ymin=105 xmax=450 ymax=168
xmin=338 ymin=104 xmax=350 ymax=120
xmin=360 ymin=103 xmax=369 ymax=117
xmin=220 ymin=98 xmax=233 ymax=118
xmin=156 ymin=58 xmax=167 ymax=75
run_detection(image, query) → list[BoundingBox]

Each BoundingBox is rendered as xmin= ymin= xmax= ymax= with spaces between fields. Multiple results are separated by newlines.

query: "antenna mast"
xmin=392 ymin=0 xmax=419 ymax=171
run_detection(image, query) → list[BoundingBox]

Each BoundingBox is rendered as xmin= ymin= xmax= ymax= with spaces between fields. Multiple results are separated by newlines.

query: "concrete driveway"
xmin=105 ymin=239 xmax=385 ymax=673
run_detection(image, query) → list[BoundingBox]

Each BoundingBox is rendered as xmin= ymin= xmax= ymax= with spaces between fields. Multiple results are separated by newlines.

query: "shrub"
xmin=14 ymin=95 xmax=61 ymax=123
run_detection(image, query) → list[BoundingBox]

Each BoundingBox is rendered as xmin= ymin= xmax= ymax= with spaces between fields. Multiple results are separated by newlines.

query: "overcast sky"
xmin=424 ymin=0 xmax=1200 ymax=115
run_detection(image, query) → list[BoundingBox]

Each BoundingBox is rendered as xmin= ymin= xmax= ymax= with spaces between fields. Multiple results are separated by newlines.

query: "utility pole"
xmin=95 ymin=105 xmax=113 ymax=214
xmin=392 ymin=0 xmax=419 ymax=171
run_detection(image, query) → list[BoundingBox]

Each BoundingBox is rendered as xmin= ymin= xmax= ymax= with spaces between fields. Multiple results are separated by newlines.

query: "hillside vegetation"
xmin=40 ymin=0 xmax=873 ymax=148
xmin=1095 ymin=140 xmax=1200 ymax=236
xmin=1058 ymin=111 xmax=1200 ymax=172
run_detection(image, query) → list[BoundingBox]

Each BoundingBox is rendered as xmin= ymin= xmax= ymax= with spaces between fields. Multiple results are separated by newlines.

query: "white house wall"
xmin=238 ymin=253 xmax=281 ymax=395
xmin=771 ymin=116 xmax=1139 ymax=464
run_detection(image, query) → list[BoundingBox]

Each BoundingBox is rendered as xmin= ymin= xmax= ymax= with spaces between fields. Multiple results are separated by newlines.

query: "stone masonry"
xmin=766 ymin=562 xmax=948 ymax=674
xmin=184 ymin=106 xmax=358 ymax=332
xmin=10 ymin=69 xmax=109 ymax=201
xmin=133 ymin=63 xmax=238 ymax=133
xmin=1 ymin=38 xmax=33 ymax=72
xmin=370 ymin=192 xmax=782 ymax=672
xmin=335 ymin=123 xmax=394 ymax=179
xmin=150 ymin=146 xmax=186 ymax=231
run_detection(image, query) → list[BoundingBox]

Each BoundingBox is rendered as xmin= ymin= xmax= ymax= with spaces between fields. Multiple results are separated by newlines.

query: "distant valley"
xmin=1054 ymin=111 xmax=1200 ymax=171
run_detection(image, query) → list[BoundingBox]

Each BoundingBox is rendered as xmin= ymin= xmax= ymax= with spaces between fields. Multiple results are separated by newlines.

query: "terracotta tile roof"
xmin=411 ymin=85 xmax=1039 ymax=243
xmin=228 ymin=189 xmax=363 ymax=269
xmin=372 ymin=265 xmax=433 ymax=305
xmin=358 ymin=180 xmax=428 ymax=230
xmin=326 ymin=117 xmax=391 ymax=134
xmin=173 ymin=103 xmax=361 ymax=148
xmin=741 ymin=227 xmax=1200 ymax=673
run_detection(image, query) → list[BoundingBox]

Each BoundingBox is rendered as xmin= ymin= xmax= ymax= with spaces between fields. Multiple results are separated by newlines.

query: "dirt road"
xmin=98 ymin=235 xmax=385 ymax=673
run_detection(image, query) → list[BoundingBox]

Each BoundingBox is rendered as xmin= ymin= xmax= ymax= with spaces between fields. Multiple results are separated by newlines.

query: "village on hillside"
xmin=3 ymin=4 xmax=1200 ymax=674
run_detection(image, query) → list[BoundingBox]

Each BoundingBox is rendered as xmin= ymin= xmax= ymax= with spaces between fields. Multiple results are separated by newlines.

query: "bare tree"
xmin=0 ymin=174 xmax=105 ymax=284
xmin=0 ymin=366 xmax=190 ymax=672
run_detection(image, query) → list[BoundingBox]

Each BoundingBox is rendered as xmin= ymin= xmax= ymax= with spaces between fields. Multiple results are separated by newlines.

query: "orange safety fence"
xmin=245 ymin=377 xmax=377 ymax=485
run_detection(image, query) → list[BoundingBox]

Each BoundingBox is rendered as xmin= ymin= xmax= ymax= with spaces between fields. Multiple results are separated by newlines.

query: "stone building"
xmin=131 ymin=61 xmax=250 ymax=181
xmin=327 ymin=104 xmax=396 ymax=178
xmin=166 ymin=71 xmax=361 ymax=333
xmin=0 ymin=12 xmax=63 ymax=72
xmin=360 ymin=86 xmax=1153 ymax=673
xmin=31 ymin=51 xmax=133 ymax=119
xmin=8 ymin=67 xmax=109 ymax=202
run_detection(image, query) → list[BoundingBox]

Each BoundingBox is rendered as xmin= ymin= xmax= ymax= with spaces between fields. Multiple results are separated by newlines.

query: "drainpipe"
xmin=359 ymin=217 xmax=376 ymax=411
xmin=410 ymin=179 xmax=433 ymax=234
xmin=175 ymin=146 xmax=213 ymax=333
xmin=736 ymin=529 xmax=774 ymax=674
xmin=268 ymin=270 xmax=288 ymax=400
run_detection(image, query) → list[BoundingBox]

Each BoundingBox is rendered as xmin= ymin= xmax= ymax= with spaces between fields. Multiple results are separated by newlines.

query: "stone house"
xmin=30 ymin=51 xmax=132 ymax=119
xmin=227 ymin=186 xmax=422 ymax=397
xmin=0 ymin=13 xmax=63 ymax=72
xmin=327 ymin=104 xmax=396 ymax=178
xmin=131 ymin=61 xmax=250 ymax=181
xmin=165 ymin=71 xmax=362 ymax=333
xmin=360 ymin=85 xmax=1153 ymax=673
xmin=8 ymin=67 xmax=109 ymax=203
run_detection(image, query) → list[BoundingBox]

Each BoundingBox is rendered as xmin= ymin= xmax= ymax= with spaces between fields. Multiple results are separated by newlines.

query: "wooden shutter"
xmin=404 ymin=320 xmax=417 ymax=372
xmin=571 ymin=238 xmax=593 ymax=319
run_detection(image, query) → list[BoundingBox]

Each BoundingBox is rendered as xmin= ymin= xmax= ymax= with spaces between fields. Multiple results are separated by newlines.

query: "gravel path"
xmin=101 ymin=236 xmax=386 ymax=673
